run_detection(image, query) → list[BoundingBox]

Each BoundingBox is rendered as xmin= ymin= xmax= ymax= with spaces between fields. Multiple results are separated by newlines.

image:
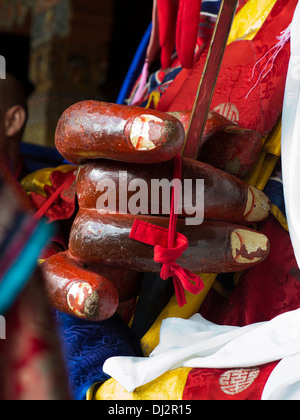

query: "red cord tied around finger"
xmin=155 ymin=235 xmax=204 ymax=307
xmin=129 ymin=153 xmax=204 ymax=307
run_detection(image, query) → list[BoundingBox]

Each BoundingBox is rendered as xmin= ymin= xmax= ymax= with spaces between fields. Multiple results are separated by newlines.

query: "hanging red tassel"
xmin=157 ymin=0 xmax=180 ymax=68
xmin=176 ymin=0 xmax=202 ymax=68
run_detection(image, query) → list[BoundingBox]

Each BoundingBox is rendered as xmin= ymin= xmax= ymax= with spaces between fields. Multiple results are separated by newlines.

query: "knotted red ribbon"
xmin=129 ymin=153 xmax=204 ymax=307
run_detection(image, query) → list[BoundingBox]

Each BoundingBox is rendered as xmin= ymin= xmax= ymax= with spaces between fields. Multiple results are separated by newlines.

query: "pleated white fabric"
xmin=103 ymin=309 xmax=300 ymax=399
xmin=282 ymin=1 xmax=300 ymax=269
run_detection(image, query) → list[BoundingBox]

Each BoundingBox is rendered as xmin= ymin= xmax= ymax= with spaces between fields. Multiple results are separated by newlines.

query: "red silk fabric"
xmin=157 ymin=0 xmax=297 ymax=138
xmin=182 ymin=362 xmax=279 ymax=400
xmin=157 ymin=0 xmax=202 ymax=69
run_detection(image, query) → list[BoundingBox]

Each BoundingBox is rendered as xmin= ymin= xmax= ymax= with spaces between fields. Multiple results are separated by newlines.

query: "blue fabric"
xmin=264 ymin=175 xmax=286 ymax=219
xmin=201 ymin=0 xmax=222 ymax=16
xmin=20 ymin=142 xmax=65 ymax=173
xmin=139 ymin=64 xmax=183 ymax=108
xmin=54 ymin=311 xmax=143 ymax=400
xmin=117 ymin=23 xmax=153 ymax=105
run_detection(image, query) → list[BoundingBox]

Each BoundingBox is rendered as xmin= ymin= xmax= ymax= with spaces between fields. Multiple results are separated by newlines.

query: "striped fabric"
xmin=0 ymin=175 xmax=54 ymax=315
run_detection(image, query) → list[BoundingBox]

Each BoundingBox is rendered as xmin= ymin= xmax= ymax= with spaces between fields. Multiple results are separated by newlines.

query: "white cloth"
xmin=282 ymin=1 xmax=300 ymax=269
xmin=103 ymin=309 xmax=300 ymax=399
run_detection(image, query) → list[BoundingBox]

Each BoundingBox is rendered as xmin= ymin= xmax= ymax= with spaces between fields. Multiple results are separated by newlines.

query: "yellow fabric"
xmin=94 ymin=368 xmax=192 ymax=401
xmin=244 ymin=150 xmax=267 ymax=188
xmin=263 ymin=121 xmax=281 ymax=157
xmin=141 ymin=273 xmax=216 ymax=356
xmin=86 ymin=382 xmax=102 ymax=401
xmin=245 ymin=119 xmax=281 ymax=190
xmin=255 ymin=154 xmax=280 ymax=192
xmin=146 ymin=91 xmax=161 ymax=109
xmin=271 ymin=204 xmax=289 ymax=232
xmin=21 ymin=164 xmax=75 ymax=197
xmin=228 ymin=0 xmax=277 ymax=44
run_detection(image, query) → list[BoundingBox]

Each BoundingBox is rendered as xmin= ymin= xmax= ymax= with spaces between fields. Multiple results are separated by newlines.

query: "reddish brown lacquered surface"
xmin=170 ymin=110 xmax=262 ymax=178
xmin=42 ymin=252 xmax=118 ymax=321
xmin=55 ymin=101 xmax=185 ymax=165
xmin=41 ymin=252 xmax=140 ymax=320
xmin=68 ymin=212 xmax=270 ymax=275
xmin=200 ymin=112 xmax=263 ymax=178
xmin=41 ymin=251 xmax=140 ymax=321
xmin=76 ymin=157 xmax=269 ymax=225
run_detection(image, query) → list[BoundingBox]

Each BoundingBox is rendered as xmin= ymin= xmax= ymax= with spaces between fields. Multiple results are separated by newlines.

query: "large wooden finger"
xmin=41 ymin=251 xmax=139 ymax=321
xmin=69 ymin=211 xmax=270 ymax=274
xmin=76 ymin=158 xmax=270 ymax=224
xmin=170 ymin=110 xmax=262 ymax=178
xmin=55 ymin=101 xmax=185 ymax=165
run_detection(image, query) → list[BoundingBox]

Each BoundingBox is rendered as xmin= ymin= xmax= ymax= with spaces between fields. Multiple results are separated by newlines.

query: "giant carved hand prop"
xmin=41 ymin=101 xmax=270 ymax=321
